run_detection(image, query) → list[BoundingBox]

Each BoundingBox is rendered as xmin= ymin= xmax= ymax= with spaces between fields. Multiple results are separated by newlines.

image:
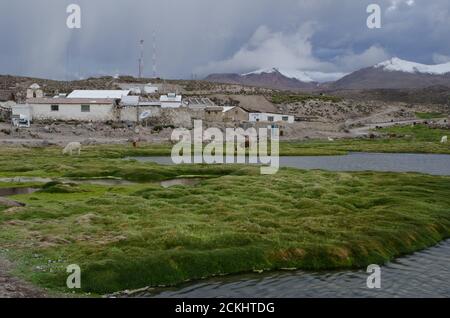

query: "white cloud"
xmin=387 ymin=0 xmax=415 ymax=12
xmin=432 ymin=53 xmax=450 ymax=64
xmin=3 ymin=0 xmax=449 ymax=79
xmin=196 ymin=25 xmax=390 ymax=81
xmin=333 ymin=45 xmax=391 ymax=72
xmin=195 ymin=24 xmax=334 ymax=76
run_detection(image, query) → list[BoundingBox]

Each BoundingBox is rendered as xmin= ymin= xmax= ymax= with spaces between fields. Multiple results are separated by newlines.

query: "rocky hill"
xmin=205 ymin=68 xmax=319 ymax=91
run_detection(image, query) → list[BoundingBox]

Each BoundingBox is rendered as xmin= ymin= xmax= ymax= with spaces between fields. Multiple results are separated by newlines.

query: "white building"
xmin=120 ymin=95 xmax=140 ymax=107
xmin=26 ymin=83 xmax=44 ymax=99
xmin=143 ymin=84 xmax=158 ymax=94
xmin=67 ymin=90 xmax=130 ymax=99
xmin=248 ymin=112 xmax=294 ymax=124
xmin=26 ymin=98 xmax=117 ymax=121
xmin=117 ymin=83 xmax=159 ymax=95
xmin=159 ymin=93 xmax=183 ymax=108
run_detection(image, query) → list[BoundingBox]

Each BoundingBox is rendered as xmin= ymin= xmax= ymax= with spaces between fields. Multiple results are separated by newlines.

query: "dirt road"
xmin=350 ymin=119 xmax=429 ymax=136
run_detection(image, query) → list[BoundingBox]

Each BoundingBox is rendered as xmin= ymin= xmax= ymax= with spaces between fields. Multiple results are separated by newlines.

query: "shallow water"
xmin=68 ymin=178 xmax=136 ymax=186
xmin=160 ymin=178 xmax=202 ymax=188
xmin=131 ymin=153 xmax=450 ymax=176
xmin=0 ymin=177 xmax=135 ymax=186
xmin=0 ymin=187 xmax=39 ymax=197
xmin=136 ymin=239 xmax=450 ymax=298
xmin=0 ymin=177 xmax=53 ymax=183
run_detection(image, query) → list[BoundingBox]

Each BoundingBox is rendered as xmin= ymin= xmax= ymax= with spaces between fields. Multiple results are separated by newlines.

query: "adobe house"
xmin=222 ymin=106 xmax=249 ymax=122
xmin=204 ymin=106 xmax=224 ymax=122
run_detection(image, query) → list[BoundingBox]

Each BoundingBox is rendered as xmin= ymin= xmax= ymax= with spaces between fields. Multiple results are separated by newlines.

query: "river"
xmin=131 ymin=152 xmax=450 ymax=176
xmin=126 ymin=153 xmax=450 ymax=297
xmin=130 ymin=239 xmax=450 ymax=298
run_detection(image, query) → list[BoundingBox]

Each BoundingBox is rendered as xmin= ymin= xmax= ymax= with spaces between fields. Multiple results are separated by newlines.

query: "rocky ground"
xmin=0 ymin=121 xmax=174 ymax=146
xmin=0 ymin=121 xmax=355 ymax=146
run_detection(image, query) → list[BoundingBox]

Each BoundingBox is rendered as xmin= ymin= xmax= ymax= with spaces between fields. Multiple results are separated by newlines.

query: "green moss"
xmin=415 ymin=112 xmax=445 ymax=119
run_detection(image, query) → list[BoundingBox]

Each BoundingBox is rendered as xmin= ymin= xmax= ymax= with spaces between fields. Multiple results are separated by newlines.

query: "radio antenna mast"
xmin=152 ymin=30 xmax=157 ymax=78
xmin=138 ymin=39 xmax=144 ymax=78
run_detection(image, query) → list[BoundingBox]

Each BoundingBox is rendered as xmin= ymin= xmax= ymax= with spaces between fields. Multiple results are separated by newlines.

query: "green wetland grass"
xmin=415 ymin=112 xmax=446 ymax=120
xmin=0 ymin=142 xmax=449 ymax=294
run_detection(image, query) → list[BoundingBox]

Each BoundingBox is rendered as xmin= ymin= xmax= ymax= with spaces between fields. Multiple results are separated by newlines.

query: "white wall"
xmin=144 ymin=86 xmax=158 ymax=94
xmin=12 ymin=105 xmax=32 ymax=120
xmin=160 ymin=101 xmax=183 ymax=108
xmin=249 ymin=113 xmax=294 ymax=124
xmin=29 ymin=103 xmax=115 ymax=121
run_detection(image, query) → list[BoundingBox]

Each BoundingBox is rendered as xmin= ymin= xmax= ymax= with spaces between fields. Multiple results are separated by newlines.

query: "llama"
xmin=441 ymin=136 xmax=448 ymax=144
xmin=62 ymin=142 xmax=82 ymax=156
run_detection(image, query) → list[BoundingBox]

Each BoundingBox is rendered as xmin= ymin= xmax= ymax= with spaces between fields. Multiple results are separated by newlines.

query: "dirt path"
xmin=349 ymin=119 xmax=428 ymax=136
xmin=0 ymin=256 xmax=48 ymax=298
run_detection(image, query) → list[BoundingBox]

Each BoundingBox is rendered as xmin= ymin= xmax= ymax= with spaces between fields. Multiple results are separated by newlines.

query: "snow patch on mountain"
xmin=242 ymin=68 xmax=347 ymax=83
xmin=375 ymin=57 xmax=450 ymax=75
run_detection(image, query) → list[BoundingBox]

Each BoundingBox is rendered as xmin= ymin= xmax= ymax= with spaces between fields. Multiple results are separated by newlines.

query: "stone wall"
xmin=119 ymin=105 xmax=161 ymax=122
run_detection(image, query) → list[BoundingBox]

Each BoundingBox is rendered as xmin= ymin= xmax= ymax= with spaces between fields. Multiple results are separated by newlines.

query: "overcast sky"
xmin=0 ymin=0 xmax=449 ymax=80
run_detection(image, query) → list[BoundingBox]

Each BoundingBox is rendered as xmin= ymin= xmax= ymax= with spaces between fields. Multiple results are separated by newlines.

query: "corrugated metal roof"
xmin=184 ymin=97 xmax=215 ymax=107
xmin=27 ymin=98 xmax=115 ymax=104
xmin=67 ymin=90 xmax=130 ymax=99
xmin=160 ymin=94 xmax=182 ymax=102
xmin=205 ymin=106 xmax=223 ymax=112
xmin=120 ymin=95 xmax=140 ymax=106
xmin=222 ymin=106 xmax=235 ymax=113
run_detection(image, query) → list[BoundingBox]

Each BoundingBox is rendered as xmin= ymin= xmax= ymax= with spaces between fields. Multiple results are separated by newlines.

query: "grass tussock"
xmin=0 ymin=145 xmax=449 ymax=294
xmin=0 ymin=133 xmax=449 ymax=294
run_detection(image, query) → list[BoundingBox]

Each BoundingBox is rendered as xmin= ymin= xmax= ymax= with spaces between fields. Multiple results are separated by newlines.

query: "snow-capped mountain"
xmin=205 ymin=58 xmax=450 ymax=91
xmin=242 ymin=68 xmax=316 ymax=83
xmin=242 ymin=68 xmax=347 ymax=83
xmin=374 ymin=57 xmax=450 ymax=75
xmin=205 ymin=68 xmax=346 ymax=91
xmin=205 ymin=68 xmax=317 ymax=90
xmin=330 ymin=57 xmax=450 ymax=90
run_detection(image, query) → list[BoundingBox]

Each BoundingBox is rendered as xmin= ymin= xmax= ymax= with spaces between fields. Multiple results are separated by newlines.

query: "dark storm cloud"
xmin=0 ymin=0 xmax=449 ymax=79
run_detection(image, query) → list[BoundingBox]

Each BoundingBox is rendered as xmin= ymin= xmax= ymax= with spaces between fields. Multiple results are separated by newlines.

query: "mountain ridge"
xmin=205 ymin=57 xmax=450 ymax=91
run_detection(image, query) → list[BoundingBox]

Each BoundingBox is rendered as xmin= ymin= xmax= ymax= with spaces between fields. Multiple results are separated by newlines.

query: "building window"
xmin=282 ymin=116 xmax=289 ymax=121
xmin=81 ymin=105 xmax=90 ymax=112
xmin=268 ymin=116 xmax=274 ymax=122
xmin=51 ymin=105 xmax=59 ymax=112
